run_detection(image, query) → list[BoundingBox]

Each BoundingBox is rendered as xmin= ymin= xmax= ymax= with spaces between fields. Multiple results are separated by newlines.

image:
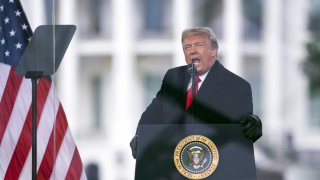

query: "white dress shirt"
xmin=187 ymin=70 xmax=209 ymax=91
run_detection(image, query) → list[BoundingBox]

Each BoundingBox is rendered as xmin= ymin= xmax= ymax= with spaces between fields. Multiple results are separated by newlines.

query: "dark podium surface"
xmin=135 ymin=124 xmax=257 ymax=180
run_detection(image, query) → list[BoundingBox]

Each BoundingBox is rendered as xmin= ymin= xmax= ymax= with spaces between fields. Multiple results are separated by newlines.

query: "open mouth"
xmin=192 ymin=58 xmax=200 ymax=66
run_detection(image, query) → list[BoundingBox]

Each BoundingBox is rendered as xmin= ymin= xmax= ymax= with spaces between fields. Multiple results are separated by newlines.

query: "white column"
xmin=110 ymin=0 xmax=135 ymax=179
xmin=224 ymin=0 xmax=242 ymax=75
xmin=110 ymin=0 xmax=134 ymax=145
xmin=173 ymin=0 xmax=192 ymax=66
xmin=56 ymin=0 xmax=79 ymax=133
xmin=262 ymin=0 xmax=283 ymax=147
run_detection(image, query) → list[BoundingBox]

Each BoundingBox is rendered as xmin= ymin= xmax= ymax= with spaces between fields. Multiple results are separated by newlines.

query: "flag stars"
xmin=15 ymin=42 xmax=22 ymax=49
xmin=1 ymin=38 xmax=5 ymax=45
xmin=4 ymin=17 xmax=9 ymax=24
xmin=9 ymin=30 xmax=16 ymax=36
xmin=28 ymin=37 xmax=31 ymax=42
xmin=9 ymin=0 xmax=14 ymax=3
xmin=15 ymin=10 xmax=21 ymax=16
xmin=4 ymin=50 xmax=10 ymax=57
xmin=21 ymin=23 xmax=28 ymax=30
xmin=0 ymin=5 xmax=4 ymax=12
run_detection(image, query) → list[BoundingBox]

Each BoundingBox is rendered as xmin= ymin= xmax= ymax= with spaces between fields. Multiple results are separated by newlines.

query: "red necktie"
xmin=186 ymin=76 xmax=201 ymax=109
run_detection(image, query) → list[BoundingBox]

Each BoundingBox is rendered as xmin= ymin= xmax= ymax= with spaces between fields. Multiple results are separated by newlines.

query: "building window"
xmin=79 ymin=56 xmax=112 ymax=135
xmin=308 ymin=0 xmax=320 ymax=33
xmin=137 ymin=55 xmax=172 ymax=106
xmin=309 ymin=93 xmax=320 ymax=127
xmin=242 ymin=0 xmax=263 ymax=41
xmin=144 ymin=74 xmax=162 ymax=106
xmin=243 ymin=57 xmax=262 ymax=116
xmin=144 ymin=0 xmax=165 ymax=32
xmin=306 ymin=0 xmax=320 ymax=128
xmin=78 ymin=0 xmax=111 ymax=39
xmin=193 ymin=0 xmax=224 ymax=39
xmin=137 ymin=0 xmax=172 ymax=38
xmin=92 ymin=76 xmax=102 ymax=130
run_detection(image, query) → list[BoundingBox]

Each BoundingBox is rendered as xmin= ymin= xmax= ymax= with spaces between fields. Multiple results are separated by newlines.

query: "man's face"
xmin=182 ymin=34 xmax=217 ymax=75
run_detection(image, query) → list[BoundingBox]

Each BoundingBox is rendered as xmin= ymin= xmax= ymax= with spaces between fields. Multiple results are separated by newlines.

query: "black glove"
xmin=130 ymin=135 xmax=138 ymax=159
xmin=240 ymin=114 xmax=262 ymax=142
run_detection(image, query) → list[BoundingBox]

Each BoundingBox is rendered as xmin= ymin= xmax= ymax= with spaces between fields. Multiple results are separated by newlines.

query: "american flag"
xmin=0 ymin=0 xmax=86 ymax=179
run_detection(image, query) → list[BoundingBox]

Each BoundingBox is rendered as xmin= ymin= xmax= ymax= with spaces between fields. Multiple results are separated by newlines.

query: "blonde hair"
xmin=181 ymin=27 xmax=219 ymax=49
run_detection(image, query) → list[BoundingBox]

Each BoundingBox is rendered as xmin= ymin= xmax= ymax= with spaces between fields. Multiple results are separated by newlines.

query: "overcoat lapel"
xmin=196 ymin=61 xmax=224 ymax=100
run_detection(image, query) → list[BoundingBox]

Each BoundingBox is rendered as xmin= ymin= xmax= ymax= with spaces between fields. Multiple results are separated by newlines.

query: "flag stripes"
xmin=4 ymin=78 xmax=51 ymax=179
xmin=0 ymin=76 xmax=31 ymax=180
xmin=50 ymin=128 xmax=76 ymax=180
xmin=38 ymin=105 xmax=68 ymax=179
xmin=4 ymin=80 xmax=37 ymax=179
xmin=0 ymin=64 xmax=10 ymax=100
xmin=0 ymin=68 xmax=23 ymax=145
xmin=66 ymin=148 xmax=83 ymax=180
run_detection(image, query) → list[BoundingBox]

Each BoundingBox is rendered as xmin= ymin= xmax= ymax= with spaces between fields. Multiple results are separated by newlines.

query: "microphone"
xmin=187 ymin=58 xmax=198 ymax=75
xmin=188 ymin=58 xmax=199 ymax=123
xmin=190 ymin=58 xmax=198 ymax=105
xmin=187 ymin=64 xmax=193 ymax=75
xmin=191 ymin=58 xmax=198 ymax=76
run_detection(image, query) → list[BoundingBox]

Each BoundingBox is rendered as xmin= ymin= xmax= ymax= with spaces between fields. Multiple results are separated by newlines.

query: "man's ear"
xmin=210 ymin=48 xmax=217 ymax=59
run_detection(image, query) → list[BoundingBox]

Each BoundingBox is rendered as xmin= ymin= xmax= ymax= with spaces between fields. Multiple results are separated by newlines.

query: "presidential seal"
xmin=173 ymin=135 xmax=219 ymax=179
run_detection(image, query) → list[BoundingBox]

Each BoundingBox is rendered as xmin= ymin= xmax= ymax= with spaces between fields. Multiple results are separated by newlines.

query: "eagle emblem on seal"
xmin=188 ymin=146 xmax=207 ymax=169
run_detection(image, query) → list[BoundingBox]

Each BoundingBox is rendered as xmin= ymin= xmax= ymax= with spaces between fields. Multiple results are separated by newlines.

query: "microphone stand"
xmin=25 ymin=71 xmax=43 ymax=180
xmin=191 ymin=62 xmax=196 ymax=107
xmin=191 ymin=60 xmax=197 ymax=124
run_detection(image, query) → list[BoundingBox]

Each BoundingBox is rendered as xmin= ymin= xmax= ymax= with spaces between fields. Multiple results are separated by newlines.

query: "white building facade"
xmin=22 ymin=0 xmax=320 ymax=179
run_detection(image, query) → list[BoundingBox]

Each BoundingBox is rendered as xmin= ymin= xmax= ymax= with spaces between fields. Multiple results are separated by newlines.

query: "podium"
xmin=135 ymin=124 xmax=257 ymax=180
